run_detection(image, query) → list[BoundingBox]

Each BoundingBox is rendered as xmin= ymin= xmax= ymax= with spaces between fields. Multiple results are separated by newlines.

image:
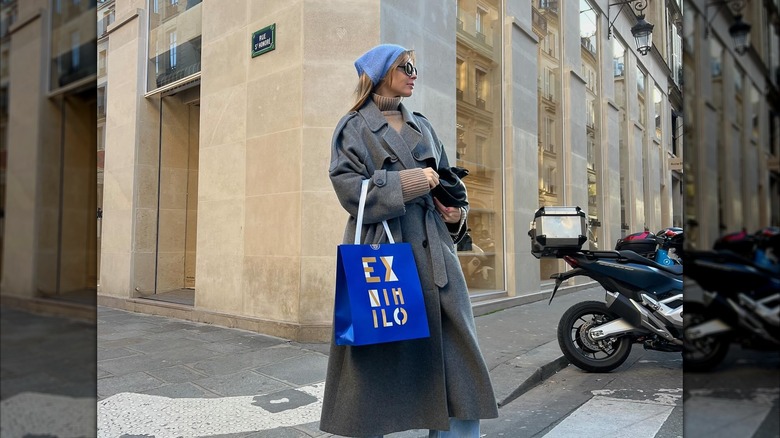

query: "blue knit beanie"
xmin=354 ymin=44 xmax=408 ymax=86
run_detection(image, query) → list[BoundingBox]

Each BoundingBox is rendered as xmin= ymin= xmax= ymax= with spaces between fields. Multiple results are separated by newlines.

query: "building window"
xmin=735 ymin=67 xmax=744 ymax=128
xmin=654 ymin=85 xmax=663 ymax=140
xmin=544 ymin=117 xmax=555 ymax=153
xmin=98 ymin=49 xmax=106 ymax=76
xmin=637 ymin=67 xmax=646 ymax=126
xmin=50 ymin=0 xmax=97 ymax=91
xmin=71 ymin=31 xmax=80 ymax=68
xmin=750 ymin=84 xmax=759 ymax=140
xmin=147 ymin=0 xmax=202 ymax=91
xmin=456 ymin=58 xmax=465 ymax=98
xmin=168 ymin=31 xmax=177 ymax=69
xmin=475 ymin=67 xmax=487 ymax=108
xmin=97 ymin=85 xmax=106 ymax=119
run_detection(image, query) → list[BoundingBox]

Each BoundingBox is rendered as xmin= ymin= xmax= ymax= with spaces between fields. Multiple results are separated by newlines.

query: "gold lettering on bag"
xmin=381 ymin=309 xmax=393 ymax=327
xmin=394 ymin=307 xmax=408 ymax=325
xmin=381 ymin=256 xmax=399 ymax=282
xmin=363 ymin=255 xmax=412 ymax=330
xmin=368 ymin=289 xmax=380 ymax=307
xmin=392 ymin=287 xmax=405 ymax=305
xmin=362 ymin=257 xmax=380 ymax=283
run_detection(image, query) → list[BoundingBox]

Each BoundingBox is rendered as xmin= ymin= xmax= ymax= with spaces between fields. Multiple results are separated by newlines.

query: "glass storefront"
xmin=580 ymin=0 xmax=601 ymax=250
xmin=455 ymin=0 xmax=505 ymax=293
xmin=50 ymin=0 xmax=97 ymax=91
xmin=535 ymin=0 xmax=564 ymax=280
xmin=147 ymin=0 xmax=202 ymax=92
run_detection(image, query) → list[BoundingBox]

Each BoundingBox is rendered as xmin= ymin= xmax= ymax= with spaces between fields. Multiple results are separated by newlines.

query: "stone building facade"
xmin=1 ymin=0 xmax=684 ymax=339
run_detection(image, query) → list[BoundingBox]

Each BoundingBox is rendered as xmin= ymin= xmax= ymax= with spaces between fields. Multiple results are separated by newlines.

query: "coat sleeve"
xmin=328 ymin=115 xmax=407 ymax=224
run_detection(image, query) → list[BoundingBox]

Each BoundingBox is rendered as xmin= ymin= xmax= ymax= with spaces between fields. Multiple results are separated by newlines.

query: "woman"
xmin=321 ymin=44 xmax=499 ymax=437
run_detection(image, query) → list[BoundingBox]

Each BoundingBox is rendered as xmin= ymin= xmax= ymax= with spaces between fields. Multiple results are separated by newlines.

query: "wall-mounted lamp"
xmin=607 ymin=0 xmax=654 ymax=56
xmin=704 ymin=0 xmax=752 ymax=55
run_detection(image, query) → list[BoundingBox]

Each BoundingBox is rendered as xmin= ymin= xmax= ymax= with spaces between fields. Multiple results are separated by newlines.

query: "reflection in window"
xmin=735 ymin=67 xmax=744 ymax=127
xmin=168 ymin=31 xmax=178 ymax=69
xmin=455 ymin=0 xmax=504 ymax=292
xmin=711 ymin=38 xmax=723 ymax=114
xmin=147 ymin=0 xmax=202 ymax=91
xmin=614 ymin=38 xmax=630 ymax=235
xmin=49 ymin=0 xmax=97 ymax=90
xmin=750 ymin=84 xmax=759 ymax=140
xmin=654 ymin=85 xmax=663 ymax=139
xmin=637 ymin=67 xmax=646 ymax=126
xmin=535 ymin=0 xmax=564 ymax=278
xmin=581 ymin=0 xmax=601 ymax=249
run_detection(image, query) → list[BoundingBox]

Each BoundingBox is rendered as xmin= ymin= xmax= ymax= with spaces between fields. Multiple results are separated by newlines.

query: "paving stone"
xmin=127 ymin=337 xmax=208 ymax=354
xmin=233 ymin=334 xmax=286 ymax=350
xmin=194 ymin=370 xmax=291 ymax=397
xmin=115 ymin=322 xmax=162 ymax=332
xmin=98 ymin=346 xmax=222 ymax=376
xmin=99 ymin=330 xmax=155 ymax=341
xmin=98 ymin=347 xmax=141 ymax=361
xmin=192 ymin=346 xmax=307 ymax=376
xmin=242 ymin=426 xmax=312 ymax=437
xmin=255 ymin=353 xmax=328 ymax=386
xmin=97 ymin=372 xmax=165 ymax=399
xmin=202 ymin=341 xmax=252 ymax=354
xmin=97 ymin=336 xmax=151 ymax=349
xmin=145 ymin=365 xmax=208 ymax=384
xmin=140 ymin=382 xmax=220 ymax=399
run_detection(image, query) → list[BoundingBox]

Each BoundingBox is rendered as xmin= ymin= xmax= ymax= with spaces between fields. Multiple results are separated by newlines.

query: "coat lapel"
xmin=400 ymin=104 xmax=436 ymax=168
xmin=358 ymin=100 xmax=432 ymax=170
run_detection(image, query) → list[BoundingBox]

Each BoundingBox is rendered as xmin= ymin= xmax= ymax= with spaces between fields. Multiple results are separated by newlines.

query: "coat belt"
xmin=410 ymin=196 xmax=449 ymax=288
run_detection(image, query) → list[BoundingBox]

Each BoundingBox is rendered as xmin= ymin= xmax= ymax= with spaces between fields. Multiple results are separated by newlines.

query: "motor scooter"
xmin=530 ymin=206 xmax=683 ymax=372
xmin=683 ymin=238 xmax=779 ymax=371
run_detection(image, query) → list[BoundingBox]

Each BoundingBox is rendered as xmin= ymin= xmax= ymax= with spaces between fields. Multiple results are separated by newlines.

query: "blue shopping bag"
xmin=333 ymin=180 xmax=430 ymax=346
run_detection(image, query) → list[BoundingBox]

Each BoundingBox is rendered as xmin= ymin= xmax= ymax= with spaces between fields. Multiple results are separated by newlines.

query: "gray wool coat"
xmin=320 ymin=100 xmax=499 ymax=437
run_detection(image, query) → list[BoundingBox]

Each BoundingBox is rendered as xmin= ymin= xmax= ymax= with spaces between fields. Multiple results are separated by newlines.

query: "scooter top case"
xmin=529 ymin=206 xmax=588 ymax=258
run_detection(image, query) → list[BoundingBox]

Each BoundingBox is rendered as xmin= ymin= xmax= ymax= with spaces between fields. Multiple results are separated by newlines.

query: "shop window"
xmin=455 ymin=0 xmax=504 ymax=293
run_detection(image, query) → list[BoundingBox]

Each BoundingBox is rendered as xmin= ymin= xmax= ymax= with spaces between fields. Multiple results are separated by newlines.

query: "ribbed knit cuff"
xmin=399 ymin=168 xmax=430 ymax=202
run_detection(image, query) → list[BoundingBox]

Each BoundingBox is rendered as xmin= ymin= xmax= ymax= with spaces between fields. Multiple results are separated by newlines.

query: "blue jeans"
xmin=365 ymin=418 xmax=480 ymax=438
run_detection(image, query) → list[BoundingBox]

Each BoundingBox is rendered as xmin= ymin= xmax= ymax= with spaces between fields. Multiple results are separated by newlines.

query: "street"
xmin=483 ymin=346 xmax=683 ymax=438
xmin=684 ymin=346 xmax=780 ymax=438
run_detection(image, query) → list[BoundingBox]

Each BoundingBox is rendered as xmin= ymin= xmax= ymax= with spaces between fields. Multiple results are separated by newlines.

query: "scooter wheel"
xmin=557 ymin=301 xmax=632 ymax=372
xmin=682 ymin=304 xmax=730 ymax=372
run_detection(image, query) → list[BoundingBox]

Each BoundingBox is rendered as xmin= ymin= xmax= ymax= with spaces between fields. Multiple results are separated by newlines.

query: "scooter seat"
xmin=617 ymin=250 xmax=683 ymax=275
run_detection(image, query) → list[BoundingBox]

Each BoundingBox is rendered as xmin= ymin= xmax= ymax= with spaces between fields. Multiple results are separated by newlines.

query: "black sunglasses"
xmin=397 ymin=62 xmax=418 ymax=77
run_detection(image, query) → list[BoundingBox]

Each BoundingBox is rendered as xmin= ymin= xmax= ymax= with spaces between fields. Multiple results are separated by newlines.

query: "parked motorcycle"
xmin=529 ymin=206 xmax=683 ymax=372
xmin=616 ymin=228 xmax=683 ymax=266
xmin=683 ymin=230 xmax=780 ymax=371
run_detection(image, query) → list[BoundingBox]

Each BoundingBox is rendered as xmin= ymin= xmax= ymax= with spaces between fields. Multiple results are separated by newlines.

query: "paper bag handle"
xmin=355 ymin=179 xmax=394 ymax=245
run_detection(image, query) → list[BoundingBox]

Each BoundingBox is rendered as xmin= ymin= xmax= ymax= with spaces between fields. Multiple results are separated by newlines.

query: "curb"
xmin=489 ymin=339 xmax=571 ymax=408
xmin=497 ymin=354 xmax=569 ymax=407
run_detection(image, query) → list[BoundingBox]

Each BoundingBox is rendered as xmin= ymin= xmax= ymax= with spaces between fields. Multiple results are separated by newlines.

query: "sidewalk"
xmin=95 ymin=286 xmax=605 ymax=437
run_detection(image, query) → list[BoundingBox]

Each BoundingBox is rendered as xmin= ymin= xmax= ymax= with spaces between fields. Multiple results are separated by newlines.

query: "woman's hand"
xmin=422 ymin=167 xmax=440 ymax=189
xmin=433 ymin=197 xmax=462 ymax=224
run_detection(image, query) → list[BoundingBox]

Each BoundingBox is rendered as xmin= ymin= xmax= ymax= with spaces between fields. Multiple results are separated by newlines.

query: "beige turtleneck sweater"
xmin=372 ymin=94 xmax=429 ymax=202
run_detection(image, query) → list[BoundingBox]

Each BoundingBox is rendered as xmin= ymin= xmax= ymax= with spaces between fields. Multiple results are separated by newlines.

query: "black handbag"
xmin=432 ymin=166 xmax=469 ymax=208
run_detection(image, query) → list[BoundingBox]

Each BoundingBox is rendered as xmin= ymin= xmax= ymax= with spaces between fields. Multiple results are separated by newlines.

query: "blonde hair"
xmin=349 ymin=50 xmax=416 ymax=113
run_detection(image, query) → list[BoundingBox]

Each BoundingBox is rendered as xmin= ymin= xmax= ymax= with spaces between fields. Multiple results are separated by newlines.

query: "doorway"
xmin=146 ymin=85 xmax=200 ymax=306
xmin=36 ymin=87 xmax=98 ymax=306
